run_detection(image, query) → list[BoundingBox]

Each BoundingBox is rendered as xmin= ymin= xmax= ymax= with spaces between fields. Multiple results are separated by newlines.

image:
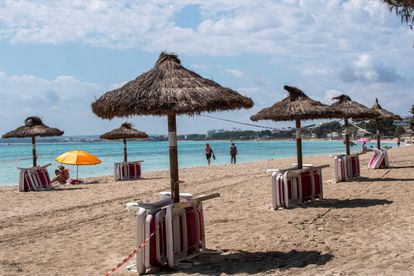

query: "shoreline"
xmin=0 ymin=140 xmax=402 ymax=187
xmin=0 ymin=148 xmax=369 ymax=188
xmin=0 ymin=151 xmax=332 ymax=189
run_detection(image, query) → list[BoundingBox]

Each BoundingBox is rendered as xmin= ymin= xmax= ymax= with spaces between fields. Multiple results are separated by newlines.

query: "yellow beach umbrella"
xmin=55 ymin=150 xmax=101 ymax=180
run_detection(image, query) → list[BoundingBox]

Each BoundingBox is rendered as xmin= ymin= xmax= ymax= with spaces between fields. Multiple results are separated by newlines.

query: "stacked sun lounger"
xmin=368 ymin=148 xmax=389 ymax=169
xmin=18 ymin=164 xmax=52 ymax=192
xmin=114 ymin=161 xmax=143 ymax=181
xmin=126 ymin=193 xmax=219 ymax=275
xmin=267 ymin=164 xmax=327 ymax=210
xmin=333 ymin=153 xmax=361 ymax=183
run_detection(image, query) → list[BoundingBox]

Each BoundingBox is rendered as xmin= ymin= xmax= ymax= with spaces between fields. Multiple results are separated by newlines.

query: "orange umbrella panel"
xmin=55 ymin=150 xmax=101 ymax=165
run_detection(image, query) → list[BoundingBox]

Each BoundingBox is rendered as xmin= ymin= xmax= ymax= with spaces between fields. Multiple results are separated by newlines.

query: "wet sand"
xmin=0 ymin=145 xmax=413 ymax=275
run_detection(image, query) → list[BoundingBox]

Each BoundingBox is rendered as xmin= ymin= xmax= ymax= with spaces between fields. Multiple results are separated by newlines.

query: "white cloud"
xmin=301 ymin=67 xmax=334 ymax=76
xmin=0 ymin=70 xmax=261 ymax=135
xmin=224 ymin=68 xmax=243 ymax=78
xmin=0 ymin=71 xmax=106 ymax=134
xmin=338 ymin=54 xmax=403 ymax=83
xmin=0 ymin=0 xmax=411 ymax=60
xmin=0 ymin=0 xmax=413 ymax=131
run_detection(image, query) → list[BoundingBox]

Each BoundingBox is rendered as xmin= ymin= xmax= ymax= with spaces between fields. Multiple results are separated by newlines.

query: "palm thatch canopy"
xmin=2 ymin=116 xmax=64 ymax=138
xmin=330 ymin=95 xmax=379 ymax=120
xmin=100 ymin=123 xmax=148 ymax=140
xmin=250 ymin=85 xmax=342 ymax=122
xmin=371 ymin=98 xmax=402 ymax=120
xmin=92 ymin=52 xmax=254 ymax=119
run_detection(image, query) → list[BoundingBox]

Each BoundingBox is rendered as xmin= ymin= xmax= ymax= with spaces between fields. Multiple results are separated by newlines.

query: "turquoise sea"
xmin=0 ymin=140 xmax=393 ymax=186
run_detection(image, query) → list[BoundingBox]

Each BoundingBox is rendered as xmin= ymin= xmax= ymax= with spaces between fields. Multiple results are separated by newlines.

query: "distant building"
xmin=327 ymin=132 xmax=339 ymax=139
xmin=394 ymin=117 xmax=410 ymax=127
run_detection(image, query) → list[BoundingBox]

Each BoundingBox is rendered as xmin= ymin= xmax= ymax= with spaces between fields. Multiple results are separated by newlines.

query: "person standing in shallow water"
xmin=205 ymin=143 xmax=215 ymax=166
xmin=230 ymin=143 xmax=238 ymax=164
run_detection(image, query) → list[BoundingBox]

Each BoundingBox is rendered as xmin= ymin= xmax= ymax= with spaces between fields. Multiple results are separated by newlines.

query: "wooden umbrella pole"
xmin=123 ymin=138 xmax=128 ymax=162
xmin=344 ymin=118 xmax=350 ymax=155
xmin=295 ymin=119 xmax=303 ymax=169
xmin=32 ymin=136 xmax=37 ymax=167
xmin=376 ymin=119 xmax=381 ymax=150
xmin=168 ymin=113 xmax=180 ymax=203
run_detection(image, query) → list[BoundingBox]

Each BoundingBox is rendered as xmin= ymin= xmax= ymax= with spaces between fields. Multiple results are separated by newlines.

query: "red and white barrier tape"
xmin=105 ymin=226 xmax=158 ymax=276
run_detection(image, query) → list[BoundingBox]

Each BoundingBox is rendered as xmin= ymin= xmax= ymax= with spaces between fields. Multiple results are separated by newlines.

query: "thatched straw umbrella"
xmin=2 ymin=116 xmax=64 ymax=167
xmin=92 ymin=52 xmax=253 ymax=202
xmin=330 ymin=95 xmax=379 ymax=155
xmin=371 ymin=98 xmax=402 ymax=149
xmin=100 ymin=122 xmax=148 ymax=162
xmin=251 ymin=85 xmax=343 ymax=169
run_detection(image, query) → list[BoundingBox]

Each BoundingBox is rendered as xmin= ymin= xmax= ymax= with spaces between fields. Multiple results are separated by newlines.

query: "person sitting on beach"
xmin=51 ymin=165 xmax=69 ymax=184
xmin=205 ymin=143 xmax=215 ymax=166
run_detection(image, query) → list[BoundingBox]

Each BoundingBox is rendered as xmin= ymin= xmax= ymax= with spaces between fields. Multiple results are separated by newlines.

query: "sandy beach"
xmin=0 ymin=145 xmax=413 ymax=275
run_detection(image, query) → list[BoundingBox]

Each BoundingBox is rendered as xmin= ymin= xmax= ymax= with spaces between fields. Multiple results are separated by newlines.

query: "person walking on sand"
xmin=205 ymin=143 xmax=215 ymax=166
xmin=230 ymin=143 xmax=237 ymax=164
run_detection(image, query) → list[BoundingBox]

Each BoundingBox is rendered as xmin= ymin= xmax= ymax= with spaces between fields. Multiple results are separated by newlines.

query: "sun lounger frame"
xmin=17 ymin=163 xmax=52 ymax=192
xmin=368 ymin=148 xmax=389 ymax=169
xmin=114 ymin=160 xmax=144 ymax=181
xmin=332 ymin=153 xmax=361 ymax=182
xmin=268 ymin=164 xmax=327 ymax=210
xmin=129 ymin=193 xmax=219 ymax=275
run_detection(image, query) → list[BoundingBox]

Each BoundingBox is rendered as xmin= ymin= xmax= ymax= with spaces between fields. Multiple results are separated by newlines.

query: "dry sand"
xmin=0 ymin=145 xmax=413 ymax=275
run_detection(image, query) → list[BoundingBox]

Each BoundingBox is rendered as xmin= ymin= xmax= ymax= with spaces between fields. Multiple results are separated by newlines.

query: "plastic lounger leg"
xmin=181 ymin=212 xmax=188 ymax=254
xmin=283 ymin=172 xmax=290 ymax=208
xmin=333 ymin=157 xmax=339 ymax=183
xmin=198 ymin=203 xmax=206 ymax=249
xmin=271 ymin=173 xmax=278 ymax=210
xmin=166 ymin=205 xmax=175 ymax=269
xmin=292 ymin=176 xmax=298 ymax=203
xmin=193 ymin=206 xmax=200 ymax=251
xmin=29 ymin=169 xmax=39 ymax=191
xmin=144 ymin=214 xmax=153 ymax=268
xmin=19 ymin=171 xmax=25 ymax=192
xmin=114 ymin=164 xmax=118 ymax=181
xmin=297 ymin=174 xmax=303 ymax=204
xmin=138 ymin=163 xmax=142 ymax=178
xmin=318 ymin=169 xmax=324 ymax=199
xmin=357 ymin=157 xmax=360 ymax=176
xmin=310 ymin=170 xmax=315 ymax=202
xmin=136 ymin=209 xmax=147 ymax=275
xmin=155 ymin=211 xmax=167 ymax=265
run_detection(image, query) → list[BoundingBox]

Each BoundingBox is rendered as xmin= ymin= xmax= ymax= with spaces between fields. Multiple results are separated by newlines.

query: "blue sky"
xmin=0 ymin=0 xmax=413 ymax=135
